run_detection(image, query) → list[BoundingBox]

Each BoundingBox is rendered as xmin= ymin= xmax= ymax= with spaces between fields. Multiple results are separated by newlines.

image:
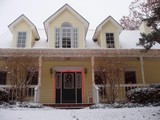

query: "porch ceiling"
xmin=0 ymin=48 xmax=160 ymax=58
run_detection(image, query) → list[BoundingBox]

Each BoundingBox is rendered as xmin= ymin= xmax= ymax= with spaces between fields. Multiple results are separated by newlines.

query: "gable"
xmin=93 ymin=16 xmax=122 ymax=40
xmin=50 ymin=9 xmax=84 ymax=28
xmin=44 ymin=4 xmax=89 ymax=37
xmin=8 ymin=14 xmax=40 ymax=40
xmin=13 ymin=20 xmax=31 ymax=32
xmin=102 ymin=21 xmax=117 ymax=32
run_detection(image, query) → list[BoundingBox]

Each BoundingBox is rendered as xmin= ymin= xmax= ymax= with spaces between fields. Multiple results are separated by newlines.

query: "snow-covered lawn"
xmin=0 ymin=107 xmax=160 ymax=120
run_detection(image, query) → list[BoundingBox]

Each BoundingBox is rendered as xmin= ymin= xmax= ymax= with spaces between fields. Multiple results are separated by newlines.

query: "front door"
xmin=56 ymin=72 xmax=82 ymax=103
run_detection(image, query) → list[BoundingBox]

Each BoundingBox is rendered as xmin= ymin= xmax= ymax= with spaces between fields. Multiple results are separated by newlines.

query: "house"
xmin=0 ymin=4 xmax=160 ymax=105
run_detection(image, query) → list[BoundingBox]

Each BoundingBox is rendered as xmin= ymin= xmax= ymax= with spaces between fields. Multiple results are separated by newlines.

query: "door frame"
xmin=54 ymin=67 xmax=84 ymax=104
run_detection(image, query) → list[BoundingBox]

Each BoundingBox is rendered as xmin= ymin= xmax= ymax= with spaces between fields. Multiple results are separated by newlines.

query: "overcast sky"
xmin=0 ymin=0 xmax=133 ymax=34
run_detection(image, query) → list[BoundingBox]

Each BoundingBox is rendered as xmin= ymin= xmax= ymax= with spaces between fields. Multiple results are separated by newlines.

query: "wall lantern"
xmin=50 ymin=68 xmax=53 ymax=76
xmin=84 ymin=68 xmax=87 ymax=74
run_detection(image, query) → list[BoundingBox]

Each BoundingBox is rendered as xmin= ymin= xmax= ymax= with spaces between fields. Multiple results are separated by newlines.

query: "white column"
xmin=91 ymin=56 xmax=99 ymax=103
xmin=140 ymin=56 xmax=145 ymax=84
xmin=38 ymin=56 xmax=42 ymax=86
xmin=91 ymin=56 xmax=95 ymax=84
xmin=35 ymin=56 xmax=42 ymax=102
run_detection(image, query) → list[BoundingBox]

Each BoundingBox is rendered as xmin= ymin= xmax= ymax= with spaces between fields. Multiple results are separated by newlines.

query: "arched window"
xmin=55 ymin=22 xmax=78 ymax=48
xmin=61 ymin=22 xmax=72 ymax=27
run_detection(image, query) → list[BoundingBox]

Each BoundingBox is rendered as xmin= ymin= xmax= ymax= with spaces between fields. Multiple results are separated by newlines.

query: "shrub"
xmin=126 ymin=84 xmax=160 ymax=104
xmin=0 ymin=88 xmax=9 ymax=103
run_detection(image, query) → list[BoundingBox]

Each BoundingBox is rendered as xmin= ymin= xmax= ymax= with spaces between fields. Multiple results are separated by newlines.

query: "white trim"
xmin=91 ymin=56 xmax=95 ymax=84
xmin=44 ymin=4 xmax=89 ymax=37
xmin=30 ymin=31 xmax=32 ymax=47
xmin=8 ymin=15 xmax=40 ymax=39
xmin=93 ymin=16 xmax=122 ymax=39
xmin=54 ymin=67 xmax=83 ymax=72
xmin=38 ymin=56 xmax=42 ymax=86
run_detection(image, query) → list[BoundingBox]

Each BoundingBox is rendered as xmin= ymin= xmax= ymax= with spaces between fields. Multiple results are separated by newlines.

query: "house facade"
xmin=0 ymin=4 xmax=160 ymax=105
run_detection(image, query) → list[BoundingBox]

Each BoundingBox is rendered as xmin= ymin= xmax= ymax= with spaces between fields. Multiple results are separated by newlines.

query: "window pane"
xmin=106 ymin=33 xmax=115 ymax=48
xmin=27 ymin=71 xmax=38 ymax=85
xmin=62 ymin=28 xmax=71 ymax=48
xmin=17 ymin=32 xmax=26 ymax=47
xmin=55 ymin=28 xmax=60 ymax=48
xmin=0 ymin=71 xmax=7 ymax=85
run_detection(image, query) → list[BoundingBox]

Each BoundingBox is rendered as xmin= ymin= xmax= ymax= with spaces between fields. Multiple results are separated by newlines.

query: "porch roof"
xmin=0 ymin=48 xmax=160 ymax=58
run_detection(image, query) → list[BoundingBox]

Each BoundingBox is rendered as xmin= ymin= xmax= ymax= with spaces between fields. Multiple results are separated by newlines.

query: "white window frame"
xmin=75 ymin=72 xmax=82 ymax=89
xmin=106 ymin=33 xmax=115 ymax=48
xmin=62 ymin=27 xmax=72 ymax=48
xmin=17 ymin=32 xmax=27 ymax=47
xmin=55 ymin=24 xmax=78 ymax=48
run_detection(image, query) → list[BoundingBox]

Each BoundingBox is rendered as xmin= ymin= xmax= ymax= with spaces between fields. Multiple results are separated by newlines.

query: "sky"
xmin=0 ymin=0 xmax=133 ymax=34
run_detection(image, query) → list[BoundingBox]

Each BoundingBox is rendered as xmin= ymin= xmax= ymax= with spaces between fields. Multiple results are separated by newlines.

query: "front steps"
xmin=43 ymin=103 xmax=93 ymax=109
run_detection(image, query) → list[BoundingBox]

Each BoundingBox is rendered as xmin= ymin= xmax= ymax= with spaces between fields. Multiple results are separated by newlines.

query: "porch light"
xmin=85 ymin=68 xmax=87 ymax=74
xmin=50 ymin=68 xmax=53 ymax=75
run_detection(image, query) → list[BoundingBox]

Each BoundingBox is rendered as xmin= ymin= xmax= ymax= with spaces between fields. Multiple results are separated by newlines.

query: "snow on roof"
xmin=0 ymin=29 xmax=159 ymax=49
xmin=86 ymin=29 xmax=100 ymax=48
xmin=119 ymin=30 xmax=160 ymax=49
xmin=0 ymin=30 xmax=12 ymax=48
xmin=33 ymin=29 xmax=48 ymax=48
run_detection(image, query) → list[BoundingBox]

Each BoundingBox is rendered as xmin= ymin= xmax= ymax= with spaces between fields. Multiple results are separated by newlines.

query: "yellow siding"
xmin=126 ymin=60 xmax=143 ymax=84
xmin=40 ymin=59 xmax=92 ymax=104
xmin=98 ymin=21 xmax=119 ymax=48
xmin=144 ymin=60 xmax=160 ymax=84
xmin=97 ymin=33 xmax=101 ymax=47
xmin=12 ymin=21 xmax=32 ymax=48
xmin=95 ymin=59 xmax=143 ymax=84
xmin=31 ymin=31 xmax=36 ymax=47
xmin=48 ymin=10 xmax=85 ymax=48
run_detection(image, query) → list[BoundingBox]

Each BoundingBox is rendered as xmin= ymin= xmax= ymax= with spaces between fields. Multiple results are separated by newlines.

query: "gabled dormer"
xmin=93 ymin=16 xmax=123 ymax=48
xmin=8 ymin=14 xmax=40 ymax=48
xmin=44 ymin=4 xmax=89 ymax=48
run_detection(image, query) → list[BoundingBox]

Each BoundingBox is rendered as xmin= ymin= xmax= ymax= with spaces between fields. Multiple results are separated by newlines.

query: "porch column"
xmin=91 ymin=56 xmax=99 ymax=104
xmin=91 ymin=56 xmax=95 ymax=84
xmin=140 ymin=56 xmax=145 ymax=84
xmin=34 ymin=55 xmax=42 ymax=102
xmin=38 ymin=56 xmax=42 ymax=86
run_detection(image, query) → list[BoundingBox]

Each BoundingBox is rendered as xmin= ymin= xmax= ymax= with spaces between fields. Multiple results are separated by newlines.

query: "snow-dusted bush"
xmin=0 ymin=88 xmax=9 ymax=102
xmin=0 ymin=102 xmax=44 ymax=108
xmin=150 ymin=83 xmax=160 ymax=89
xmin=17 ymin=102 xmax=44 ymax=108
xmin=126 ymin=84 xmax=160 ymax=104
xmin=89 ymin=102 xmax=145 ymax=109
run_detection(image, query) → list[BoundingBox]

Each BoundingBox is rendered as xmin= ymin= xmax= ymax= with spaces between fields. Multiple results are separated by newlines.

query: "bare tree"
xmin=95 ymin=58 xmax=126 ymax=103
xmin=4 ymin=57 xmax=38 ymax=102
xmin=120 ymin=0 xmax=156 ymax=30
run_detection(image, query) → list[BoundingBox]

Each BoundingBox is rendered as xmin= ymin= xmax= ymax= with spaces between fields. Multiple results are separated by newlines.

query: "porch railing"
xmin=0 ymin=85 xmax=40 ymax=102
xmin=94 ymin=84 xmax=149 ymax=103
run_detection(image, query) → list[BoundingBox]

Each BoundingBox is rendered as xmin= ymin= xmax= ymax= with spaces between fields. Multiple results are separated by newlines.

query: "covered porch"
xmin=0 ymin=48 xmax=160 ymax=104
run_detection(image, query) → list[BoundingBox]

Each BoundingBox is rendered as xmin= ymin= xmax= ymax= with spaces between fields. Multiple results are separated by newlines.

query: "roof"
xmin=119 ymin=30 xmax=160 ymax=49
xmin=43 ymin=4 xmax=89 ymax=38
xmin=8 ymin=14 xmax=40 ymax=40
xmin=0 ymin=29 xmax=160 ymax=49
xmin=93 ymin=16 xmax=123 ymax=40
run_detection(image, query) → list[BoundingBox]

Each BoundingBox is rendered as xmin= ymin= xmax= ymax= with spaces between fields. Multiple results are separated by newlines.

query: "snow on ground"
xmin=0 ymin=106 xmax=160 ymax=120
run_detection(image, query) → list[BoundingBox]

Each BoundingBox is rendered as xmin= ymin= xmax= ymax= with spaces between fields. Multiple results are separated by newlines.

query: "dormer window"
xmin=55 ymin=22 xmax=78 ymax=48
xmin=106 ymin=33 xmax=115 ymax=48
xmin=17 ymin=32 xmax=26 ymax=47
